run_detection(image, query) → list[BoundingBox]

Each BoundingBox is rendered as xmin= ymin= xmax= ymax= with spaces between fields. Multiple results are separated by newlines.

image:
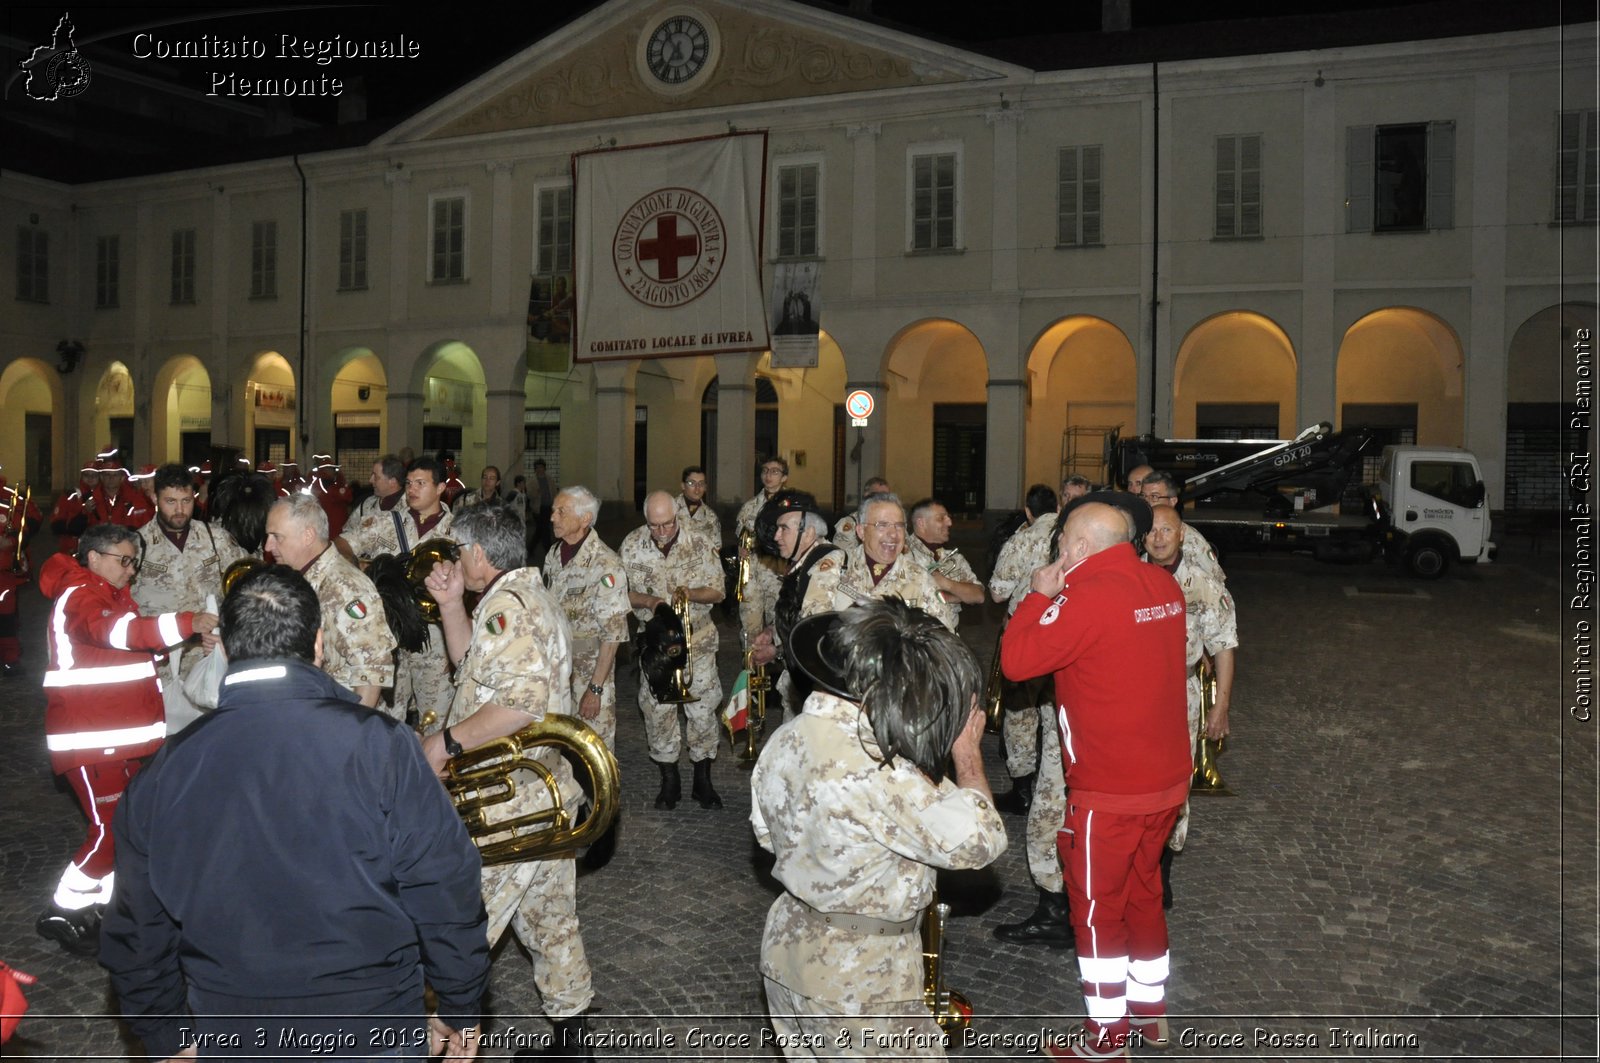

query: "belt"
xmin=795 ymin=898 xmax=918 ymax=936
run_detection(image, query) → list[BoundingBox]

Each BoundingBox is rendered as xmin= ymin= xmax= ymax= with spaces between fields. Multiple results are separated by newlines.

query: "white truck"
xmin=1112 ymin=423 xmax=1497 ymax=578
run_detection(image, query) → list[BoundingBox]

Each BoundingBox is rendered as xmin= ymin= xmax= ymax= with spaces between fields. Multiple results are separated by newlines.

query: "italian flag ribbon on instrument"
xmin=721 ymin=668 xmax=750 ymax=747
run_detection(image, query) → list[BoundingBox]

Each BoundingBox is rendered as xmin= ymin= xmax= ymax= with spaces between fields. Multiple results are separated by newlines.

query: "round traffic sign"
xmin=845 ymin=389 xmax=875 ymax=419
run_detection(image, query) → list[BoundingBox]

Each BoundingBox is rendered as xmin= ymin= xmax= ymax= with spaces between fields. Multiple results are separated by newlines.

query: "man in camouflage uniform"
xmin=544 ymin=486 xmax=629 ymax=750
xmin=734 ymin=457 xmax=789 ymax=646
xmin=986 ymin=485 xmax=1060 ymax=822
xmin=752 ymin=600 xmax=1005 ymax=1058
xmin=352 ymin=454 xmax=405 ymax=523
xmin=1144 ymin=504 xmax=1236 ymax=901
xmin=266 ymin=494 xmax=396 ymax=712
xmin=832 ymin=494 xmax=955 ymax=630
xmin=420 ymin=504 xmax=598 ymax=1060
xmin=621 ymin=491 xmax=725 ymax=810
xmin=673 ymin=465 xmax=721 ymax=549
xmin=749 ymin=492 xmax=846 ymax=717
xmin=337 ymin=456 xmax=455 ymax=725
xmin=905 ymin=498 xmax=984 ymax=628
xmin=132 ymin=464 xmax=247 ymax=707
xmin=1140 ymin=471 xmax=1227 ymax=584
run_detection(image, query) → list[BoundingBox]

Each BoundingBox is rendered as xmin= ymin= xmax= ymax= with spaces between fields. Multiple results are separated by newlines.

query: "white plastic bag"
xmin=182 ymin=642 xmax=228 ymax=712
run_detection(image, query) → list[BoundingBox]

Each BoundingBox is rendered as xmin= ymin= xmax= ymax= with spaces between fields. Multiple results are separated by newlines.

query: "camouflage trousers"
xmin=1027 ymin=709 xmax=1067 ymax=894
xmin=763 ymin=978 xmax=947 ymax=1060
xmin=1001 ymin=679 xmax=1051 ymax=778
xmin=638 ymin=646 xmax=723 ymax=763
xmin=394 ymin=631 xmax=451 ymax=728
xmin=738 ymin=559 xmax=782 ymax=645
xmin=1167 ymin=675 xmax=1204 ymax=852
xmin=569 ymin=645 xmax=616 ymax=750
xmin=482 ymin=857 xmax=593 ymax=1020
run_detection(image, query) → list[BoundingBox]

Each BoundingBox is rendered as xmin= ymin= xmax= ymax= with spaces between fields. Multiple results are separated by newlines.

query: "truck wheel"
xmin=1407 ymin=542 xmax=1450 ymax=579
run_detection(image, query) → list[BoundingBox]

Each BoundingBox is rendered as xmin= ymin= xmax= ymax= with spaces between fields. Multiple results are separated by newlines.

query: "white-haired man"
xmin=266 ymin=494 xmax=396 ymax=712
xmin=544 ymin=487 xmax=629 ymax=751
xmin=832 ymin=493 xmax=954 ymax=630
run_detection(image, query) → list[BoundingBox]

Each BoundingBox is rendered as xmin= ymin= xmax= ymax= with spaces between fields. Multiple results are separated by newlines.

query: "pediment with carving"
xmin=424 ymin=2 xmax=991 ymax=140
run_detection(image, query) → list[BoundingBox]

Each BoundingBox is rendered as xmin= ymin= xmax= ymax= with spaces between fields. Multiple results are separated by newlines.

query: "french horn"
xmin=443 ymin=713 xmax=620 ymax=866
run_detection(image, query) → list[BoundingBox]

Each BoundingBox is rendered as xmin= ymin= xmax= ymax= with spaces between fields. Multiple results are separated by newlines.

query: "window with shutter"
xmin=1214 ymin=134 xmax=1262 ymax=239
xmin=1058 ymin=146 xmax=1103 ymax=247
xmin=1557 ymin=110 xmax=1598 ymax=223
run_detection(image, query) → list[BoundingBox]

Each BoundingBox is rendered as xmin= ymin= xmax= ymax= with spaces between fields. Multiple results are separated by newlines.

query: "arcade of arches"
xmin=0 ymin=303 xmax=1582 ymax=516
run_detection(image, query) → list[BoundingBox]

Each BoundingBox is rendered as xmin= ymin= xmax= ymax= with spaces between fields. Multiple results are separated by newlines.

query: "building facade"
xmin=1 ymin=0 xmax=1594 ymax=516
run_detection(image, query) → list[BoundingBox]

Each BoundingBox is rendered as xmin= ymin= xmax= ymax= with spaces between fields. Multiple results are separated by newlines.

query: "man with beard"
xmin=748 ymin=491 xmax=846 ymax=716
xmin=132 ymin=464 xmax=246 ymax=686
xmin=832 ymin=493 xmax=954 ymax=630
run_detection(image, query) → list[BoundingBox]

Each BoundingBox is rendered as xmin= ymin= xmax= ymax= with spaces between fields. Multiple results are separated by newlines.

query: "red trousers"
xmin=63 ymin=759 xmax=142 ymax=885
xmin=1057 ymin=800 xmax=1181 ymax=1048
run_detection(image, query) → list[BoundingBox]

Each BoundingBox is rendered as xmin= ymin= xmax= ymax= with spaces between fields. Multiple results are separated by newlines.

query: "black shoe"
xmin=993 ymin=888 xmax=1073 ymax=948
xmin=1160 ymin=847 xmax=1175 ymax=910
xmin=690 ymin=758 xmax=723 ymax=809
xmin=580 ymin=816 xmax=618 ymax=872
xmin=994 ymin=772 xmax=1035 ymax=816
xmin=0 ymin=662 xmax=22 ymax=679
xmin=654 ymin=762 xmax=682 ymax=810
xmin=516 ymin=1013 xmax=595 ymax=1061
xmin=36 ymin=902 xmax=101 ymax=957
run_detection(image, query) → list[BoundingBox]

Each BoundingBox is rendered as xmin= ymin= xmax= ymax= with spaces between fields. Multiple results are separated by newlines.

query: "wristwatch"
xmin=587 ymin=682 xmax=605 ymax=696
xmin=442 ymin=727 xmax=464 ymax=757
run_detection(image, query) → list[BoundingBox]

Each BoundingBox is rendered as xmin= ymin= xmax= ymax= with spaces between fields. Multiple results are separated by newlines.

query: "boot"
xmin=1160 ymin=847 xmax=1175 ymax=910
xmin=36 ymin=901 xmax=102 ymax=957
xmin=690 ymin=758 xmax=723 ymax=809
xmin=516 ymin=1012 xmax=595 ymax=1061
xmin=993 ymin=887 xmax=1073 ymax=948
xmin=994 ymin=771 xmax=1035 ymax=815
xmin=654 ymin=761 xmax=681 ymax=810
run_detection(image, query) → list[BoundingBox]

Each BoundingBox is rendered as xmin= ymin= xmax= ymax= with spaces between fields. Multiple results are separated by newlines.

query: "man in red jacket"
xmin=1001 ymin=501 xmax=1189 ymax=1060
xmin=36 ymin=523 xmax=217 ymax=956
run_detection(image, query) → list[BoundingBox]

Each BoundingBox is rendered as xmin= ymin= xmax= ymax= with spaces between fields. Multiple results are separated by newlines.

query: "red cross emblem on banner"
xmin=613 ymin=187 xmax=726 ymax=309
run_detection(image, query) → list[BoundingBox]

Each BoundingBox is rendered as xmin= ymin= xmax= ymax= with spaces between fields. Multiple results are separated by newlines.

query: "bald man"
xmin=1001 ymin=501 xmax=1190 ymax=1058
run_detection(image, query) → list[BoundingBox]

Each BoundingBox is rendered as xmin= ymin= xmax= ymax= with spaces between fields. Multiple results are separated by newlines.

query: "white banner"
xmin=769 ymin=260 xmax=822 ymax=369
xmin=574 ymin=132 xmax=769 ymax=363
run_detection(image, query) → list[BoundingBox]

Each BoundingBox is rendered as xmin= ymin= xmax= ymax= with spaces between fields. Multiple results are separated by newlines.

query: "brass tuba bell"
xmin=406 ymin=538 xmax=461 ymax=624
xmin=443 ymin=713 xmax=621 ymax=866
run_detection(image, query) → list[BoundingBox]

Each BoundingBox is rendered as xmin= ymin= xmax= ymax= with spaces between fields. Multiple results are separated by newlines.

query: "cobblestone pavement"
xmin=1 ymin=528 xmax=1594 ymax=1061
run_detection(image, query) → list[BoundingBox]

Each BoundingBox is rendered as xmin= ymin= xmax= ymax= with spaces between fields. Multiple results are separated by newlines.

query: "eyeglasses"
xmin=683 ymin=479 xmax=707 ymax=488
xmin=95 ymin=549 xmax=141 ymax=571
xmin=866 ymin=521 xmax=906 ymax=532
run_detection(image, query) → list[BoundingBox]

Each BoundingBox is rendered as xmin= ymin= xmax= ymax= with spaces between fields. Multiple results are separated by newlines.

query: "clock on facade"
xmin=637 ymin=9 xmax=719 ymax=93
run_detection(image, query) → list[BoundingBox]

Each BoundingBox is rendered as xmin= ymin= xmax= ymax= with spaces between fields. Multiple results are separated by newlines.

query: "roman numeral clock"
xmin=636 ymin=8 xmax=720 ymax=95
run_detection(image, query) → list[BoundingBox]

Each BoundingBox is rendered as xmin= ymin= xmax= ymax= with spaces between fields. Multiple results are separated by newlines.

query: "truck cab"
xmin=1375 ymin=446 xmax=1496 ymax=578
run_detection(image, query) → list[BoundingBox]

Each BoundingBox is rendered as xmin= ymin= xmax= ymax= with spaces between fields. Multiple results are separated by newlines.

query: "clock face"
xmin=645 ymin=15 xmax=711 ymax=85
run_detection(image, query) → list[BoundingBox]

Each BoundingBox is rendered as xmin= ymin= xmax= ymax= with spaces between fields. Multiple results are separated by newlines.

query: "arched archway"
xmin=1173 ymin=312 xmax=1299 ymax=438
xmin=882 ymin=320 xmax=988 ymax=512
xmin=1024 ymin=316 xmax=1137 ymax=489
xmin=1504 ymin=303 xmax=1596 ymax=512
xmin=1336 ymin=306 xmax=1463 ymax=447
xmin=92 ymin=361 xmax=137 ymax=463
xmin=329 ymin=349 xmax=387 ymax=474
xmin=759 ymin=331 xmax=847 ymax=507
xmin=245 ymin=352 xmax=296 ymax=466
xmin=0 ymin=358 xmax=63 ymax=488
xmin=153 ymin=356 xmax=212 ymax=467
xmin=414 ymin=342 xmax=487 ymax=473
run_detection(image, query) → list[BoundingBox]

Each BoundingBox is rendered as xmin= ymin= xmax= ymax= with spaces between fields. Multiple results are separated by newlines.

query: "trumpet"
xmin=922 ymin=891 xmax=973 ymax=1036
xmin=1191 ymin=657 xmax=1233 ymax=796
xmin=443 ymin=713 xmax=620 ymax=865
xmin=407 ymin=538 xmax=461 ymax=623
xmin=8 ymin=483 xmax=31 ymax=574
xmin=738 ymin=647 xmax=771 ymax=762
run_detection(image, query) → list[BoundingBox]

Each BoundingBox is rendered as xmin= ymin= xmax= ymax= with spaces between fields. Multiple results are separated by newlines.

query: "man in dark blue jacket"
xmin=100 ymin=565 xmax=489 ymax=1061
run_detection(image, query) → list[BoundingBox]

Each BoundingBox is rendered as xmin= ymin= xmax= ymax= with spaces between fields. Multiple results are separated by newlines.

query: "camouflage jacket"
xmin=619 ymin=525 xmax=722 ymax=657
xmin=543 ymin=531 xmax=630 ymax=649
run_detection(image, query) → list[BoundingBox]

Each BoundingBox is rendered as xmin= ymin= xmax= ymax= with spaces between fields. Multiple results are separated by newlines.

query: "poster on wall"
xmin=769 ymin=260 xmax=821 ymax=369
xmin=573 ymin=131 xmax=769 ymax=363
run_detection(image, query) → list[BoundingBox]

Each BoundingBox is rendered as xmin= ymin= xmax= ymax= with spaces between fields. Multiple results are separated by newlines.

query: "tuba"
xmin=922 ymin=891 xmax=973 ymax=1035
xmin=407 ymin=538 xmax=461 ymax=624
xmin=1191 ymin=657 xmax=1233 ymax=796
xmin=443 ymin=713 xmax=621 ymax=866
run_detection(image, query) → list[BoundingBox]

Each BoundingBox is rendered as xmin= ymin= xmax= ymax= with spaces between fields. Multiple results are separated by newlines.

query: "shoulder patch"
xmin=485 ymin=612 xmax=507 ymax=636
xmin=600 ymin=573 xmax=617 ymax=589
xmin=345 ymin=599 xmax=368 ymax=620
